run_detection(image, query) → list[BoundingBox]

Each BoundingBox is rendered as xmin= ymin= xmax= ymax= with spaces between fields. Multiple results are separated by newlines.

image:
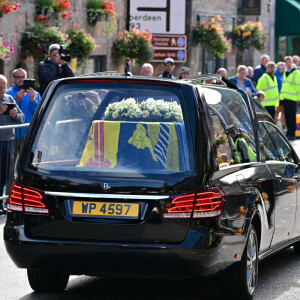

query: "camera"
xmin=59 ymin=45 xmax=71 ymax=63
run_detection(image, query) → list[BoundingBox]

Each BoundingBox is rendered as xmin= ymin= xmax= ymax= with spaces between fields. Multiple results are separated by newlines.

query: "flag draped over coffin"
xmin=77 ymin=121 xmax=185 ymax=171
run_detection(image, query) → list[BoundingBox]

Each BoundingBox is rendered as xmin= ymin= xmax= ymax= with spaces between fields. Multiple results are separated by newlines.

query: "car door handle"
xmin=275 ymin=174 xmax=282 ymax=182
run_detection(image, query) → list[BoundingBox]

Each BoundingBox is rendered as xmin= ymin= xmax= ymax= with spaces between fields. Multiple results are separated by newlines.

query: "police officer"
xmin=256 ymin=61 xmax=279 ymax=119
xmin=280 ymin=56 xmax=300 ymax=140
xmin=226 ymin=125 xmax=256 ymax=163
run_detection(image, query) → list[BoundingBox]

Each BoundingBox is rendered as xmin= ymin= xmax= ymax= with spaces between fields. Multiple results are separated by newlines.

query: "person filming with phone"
xmin=0 ymin=74 xmax=24 ymax=215
xmin=6 ymin=68 xmax=41 ymax=169
xmin=37 ymin=43 xmax=75 ymax=96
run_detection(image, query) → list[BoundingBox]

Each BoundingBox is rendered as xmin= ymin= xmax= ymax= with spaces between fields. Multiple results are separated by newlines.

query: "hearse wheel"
xmin=27 ymin=268 xmax=69 ymax=292
xmin=293 ymin=240 xmax=300 ymax=254
xmin=220 ymin=224 xmax=258 ymax=299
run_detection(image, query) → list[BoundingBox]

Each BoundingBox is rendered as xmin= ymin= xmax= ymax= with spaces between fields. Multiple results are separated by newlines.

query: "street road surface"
xmin=2 ymin=140 xmax=300 ymax=300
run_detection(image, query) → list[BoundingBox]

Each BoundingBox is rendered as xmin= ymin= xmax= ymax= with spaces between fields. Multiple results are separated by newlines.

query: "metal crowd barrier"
xmin=0 ymin=123 xmax=30 ymax=202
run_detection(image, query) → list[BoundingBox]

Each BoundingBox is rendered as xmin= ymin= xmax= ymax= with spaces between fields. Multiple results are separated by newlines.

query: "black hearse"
xmin=4 ymin=73 xmax=300 ymax=299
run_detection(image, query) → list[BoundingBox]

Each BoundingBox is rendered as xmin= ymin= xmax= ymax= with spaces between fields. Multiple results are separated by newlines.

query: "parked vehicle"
xmin=4 ymin=72 xmax=300 ymax=299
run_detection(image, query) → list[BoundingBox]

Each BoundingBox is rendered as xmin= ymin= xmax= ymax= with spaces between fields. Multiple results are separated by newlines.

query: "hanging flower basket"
xmin=0 ymin=33 xmax=14 ymax=60
xmin=87 ymin=0 xmax=114 ymax=24
xmin=112 ymin=28 xmax=153 ymax=65
xmin=66 ymin=25 xmax=99 ymax=68
xmin=192 ymin=15 xmax=230 ymax=58
xmin=0 ymin=1 xmax=19 ymax=16
xmin=20 ymin=25 xmax=69 ymax=61
xmin=87 ymin=11 xmax=107 ymax=24
xmin=35 ymin=0 xmax=71 ymax=23
xmin=233 ymin=21 xmax=266 ymax=51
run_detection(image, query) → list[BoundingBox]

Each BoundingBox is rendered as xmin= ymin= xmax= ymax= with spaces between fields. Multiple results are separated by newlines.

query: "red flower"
xmin=61 ymin=12 xmax=70 ymax=18
xmin=0 ymin=1 xmax=19 ymax=15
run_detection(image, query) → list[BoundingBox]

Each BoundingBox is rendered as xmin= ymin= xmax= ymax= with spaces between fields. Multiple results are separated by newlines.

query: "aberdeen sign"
xmin=129 ymin=0 xmax=186 ymax=34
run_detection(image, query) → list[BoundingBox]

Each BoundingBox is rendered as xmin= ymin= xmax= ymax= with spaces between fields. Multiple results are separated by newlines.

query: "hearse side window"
xmin=263 ymin=122 xmax=296 ymax=163
xmin=200 ymin=86 xmax=257 ymax=165
xmin=257 ymin=122 xmax=279 ymax=161
xmin=208 ymin=107 xmax=234 ymax=168
xmin=28 ymin=83 xmax=192 ymax=175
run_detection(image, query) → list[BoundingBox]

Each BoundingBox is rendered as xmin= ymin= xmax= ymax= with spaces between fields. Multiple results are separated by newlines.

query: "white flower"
xmin=103 ymin=97 xmax=183 ymax=122
xmin=112 ymin=111 xmax=119 ymax=118
xmin=142 ymin=110 xmax=150 ymax=118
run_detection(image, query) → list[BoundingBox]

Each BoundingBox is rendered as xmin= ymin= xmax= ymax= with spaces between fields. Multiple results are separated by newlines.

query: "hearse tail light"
xmin=163 ymin=188 xmax=225 ymax=219
xmin=192 ymin=188 xmax=225 ymax=218
xmin=163 ymin=193 xmax=195 ymax=219
xmin=7 ymin=184 xmax=49 ymax=214
xmin=7 ymin=184 xmax=23 ymax=212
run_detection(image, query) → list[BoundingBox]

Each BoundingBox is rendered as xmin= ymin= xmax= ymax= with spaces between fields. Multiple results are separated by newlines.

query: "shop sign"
xmin=238 ymin=0 xmax=261 ymax=16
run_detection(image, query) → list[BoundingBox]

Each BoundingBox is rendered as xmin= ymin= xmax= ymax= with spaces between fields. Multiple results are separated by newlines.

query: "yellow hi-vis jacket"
xmin=256 ymin=73 xmax=279 ymax=107
xmin=234 ymin=137 xmax=256 ymax=163
xmin=280 ymin=69 xmax=300 ymax=101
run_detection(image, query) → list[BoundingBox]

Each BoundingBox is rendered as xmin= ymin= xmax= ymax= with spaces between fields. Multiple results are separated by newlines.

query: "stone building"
xmin=0 ymin=0 xmax=275 ymax=86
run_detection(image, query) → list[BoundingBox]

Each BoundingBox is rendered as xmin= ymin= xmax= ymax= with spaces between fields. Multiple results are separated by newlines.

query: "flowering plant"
xmin=0 ymin=33 xmax=14 ymax=59
xmin=36 ymin=0 xmax=71 ymax=21
xmin=53 ymin=0 xmax=71 ymax=18
xmin=104 ymin=98 xmax=183 ymax=122
xmin=87 ymin=0 xmax=115 ymax=23
xmin=20 ymin=25 xmax=69 ymax=61
xmin=112 ymin=28 xmax=153 ymax=65
xmin=66 ymin=25 xmax=99 ymax=64
xmin=192 ymin=15 xmax=230 ymax=58
xmin=0 ymin=1 xmax=19 ymax=15
xmin=233 ymin=21 xmax=266 ymax=51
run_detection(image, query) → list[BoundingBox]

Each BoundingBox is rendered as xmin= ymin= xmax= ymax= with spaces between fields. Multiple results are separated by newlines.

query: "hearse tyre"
xmin=220 ymin=224 xmax=258 ymax=299
xmin=27 ymin=269 xmax=69 ymax=292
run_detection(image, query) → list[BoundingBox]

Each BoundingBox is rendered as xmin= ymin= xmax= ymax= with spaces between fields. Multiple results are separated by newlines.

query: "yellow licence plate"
xmin=72 ymin=201 xmax=140 ymax=218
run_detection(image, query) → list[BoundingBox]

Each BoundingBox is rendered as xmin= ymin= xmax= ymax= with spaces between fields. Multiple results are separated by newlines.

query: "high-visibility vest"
xmin=280 ymin=69 xmax=300 ymax=101
xmin=235 ymin=137 xmax=256 ymax=163
xmin=256 ymin=73 xmax=279 ymax=107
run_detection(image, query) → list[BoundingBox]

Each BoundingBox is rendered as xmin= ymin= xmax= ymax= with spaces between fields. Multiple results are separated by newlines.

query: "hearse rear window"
xmin=29 ymin=82 xmax=192 ymax=175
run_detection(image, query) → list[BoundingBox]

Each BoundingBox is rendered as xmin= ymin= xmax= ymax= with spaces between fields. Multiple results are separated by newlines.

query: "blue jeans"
xmin=0 ymin=140 xmax=15 ymax=209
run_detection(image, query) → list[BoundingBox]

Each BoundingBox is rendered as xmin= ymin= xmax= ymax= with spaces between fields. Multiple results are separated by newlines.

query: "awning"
xmin=276 ymin=0 xmax=300 ymax=36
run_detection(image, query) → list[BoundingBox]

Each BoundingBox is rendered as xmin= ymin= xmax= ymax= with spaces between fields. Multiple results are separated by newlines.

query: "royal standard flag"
xmin=77 ymin=121 xmax=185 ymax=172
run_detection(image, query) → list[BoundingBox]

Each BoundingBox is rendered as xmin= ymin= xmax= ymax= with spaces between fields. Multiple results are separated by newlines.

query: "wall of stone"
xmin=0 ymin=0 xmax=275 ymax=84
xmin=0 ymin=0 xmax=128 ymax=84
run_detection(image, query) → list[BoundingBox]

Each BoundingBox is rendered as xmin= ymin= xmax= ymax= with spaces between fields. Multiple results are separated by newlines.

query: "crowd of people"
xmin=144 ymin=54 xmax=300 ymax=141
xmin=0 ymin=43 xmax=300 ymax=214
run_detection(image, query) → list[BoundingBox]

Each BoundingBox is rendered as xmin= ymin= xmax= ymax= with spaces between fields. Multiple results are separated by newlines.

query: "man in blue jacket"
xmin=37 ymin=43 xmax=75 ymax=96
xmin=6 ymin=68 xmax=41 ymax=164
xmin=253 ymin=54 xmax=270 ymax=84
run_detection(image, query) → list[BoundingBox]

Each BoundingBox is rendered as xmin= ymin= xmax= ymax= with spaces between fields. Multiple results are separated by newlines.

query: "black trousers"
xmin=265 ymin=106 xmax=275 ymax=119
xmin=282 ymin=100 xmax=297 ymax=137
xmin=0 ymin=140 xmax=15 ymax=209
